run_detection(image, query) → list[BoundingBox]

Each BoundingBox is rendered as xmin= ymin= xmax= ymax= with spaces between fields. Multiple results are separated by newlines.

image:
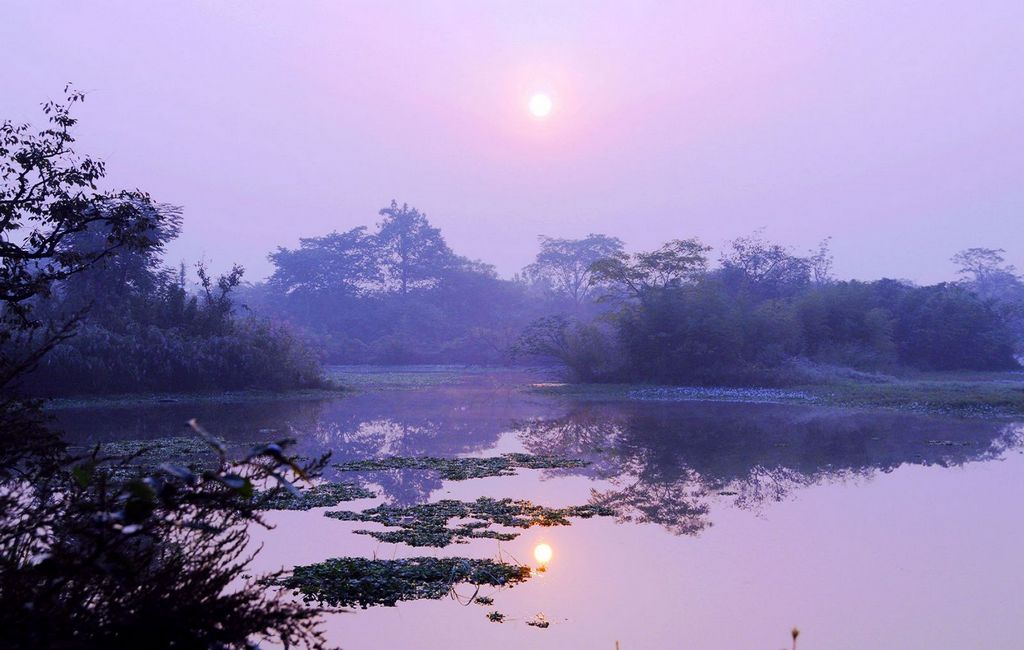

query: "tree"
xmin=719 ymin=231 xmax=813 ymax=298
xmin=268 ymin=227 xmax=375 ymax=296
xmin=892 ymin=282 xmax=1018 ymax=370
xmin=0 ymin=87 xmax=163 ymax=391
xmin=525 ymin=234 xmax=623 ymax=306
xmin=809 ymin=237 xmax=834 ymax=285
xmin=952 ymin=247 xmax=1017 ymax=283
xmin=51 ymin=204 xmax=182 ymax=321
xmin=953 ymin=247 xmax=1024 ymax=354
xmin=590 ymin=238 xmax=710 ymax=299
xmin=375 ymin=201 xmax=454 ymax=295
xmin=513 ymin=315 xmax=621 ymax=381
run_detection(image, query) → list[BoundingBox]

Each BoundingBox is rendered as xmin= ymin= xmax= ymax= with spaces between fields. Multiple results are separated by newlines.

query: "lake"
xmin=54 ymin=366 xmax=1024 ymax=649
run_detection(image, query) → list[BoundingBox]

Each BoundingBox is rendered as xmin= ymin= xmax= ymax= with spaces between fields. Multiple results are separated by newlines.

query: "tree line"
xmin=6 ymin=94 xmax=1023 ymax=397
xmin=519 ymin=235 xmax=1022 ymax=383
xmin=251 ymin=212 xmax=1021 ymax=382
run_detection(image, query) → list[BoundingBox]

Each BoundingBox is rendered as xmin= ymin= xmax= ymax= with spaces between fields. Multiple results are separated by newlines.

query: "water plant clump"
xmin=486 ymin=611 xmax=505 ymax=623
xmin=334 ymin=453 xmax=589 ymax=480
xmin=325 ymin=496 xmax=614 ymax=547
xmin=272 ymin=557 xmax=532 ymax=608
xmin=74 ymin=436 xmax=219 ymax=482
xmin=256 ymin=482 xmax=376 ymax=511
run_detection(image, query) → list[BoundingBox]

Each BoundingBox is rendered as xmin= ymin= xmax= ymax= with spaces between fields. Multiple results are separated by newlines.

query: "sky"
xmin=1 ymin=1 xmax=1021 ymax=283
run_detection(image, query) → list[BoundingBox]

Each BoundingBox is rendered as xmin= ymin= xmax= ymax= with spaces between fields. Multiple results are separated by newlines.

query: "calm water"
xmin=54 ymin=367 xmax=1024 ymax=649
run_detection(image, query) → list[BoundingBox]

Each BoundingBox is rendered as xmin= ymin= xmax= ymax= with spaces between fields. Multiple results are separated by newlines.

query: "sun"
xmin=533 ymin=542 xmax=553 ymax=565
xmin=528 ymin=93 xmax=553 ymax=118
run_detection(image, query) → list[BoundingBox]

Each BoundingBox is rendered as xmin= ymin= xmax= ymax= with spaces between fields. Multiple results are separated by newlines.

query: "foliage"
xmin=0 ymin=89 xmax=325 ymax=399
xmin=19 ymin=233 xmax=325 ymax=397
xmin=269 ymin=227 xmax=375 ymax=297
xmin=375 ymin=200 xmax=456 ymax=295
xmin=258 ymin=203 xmax=542 ymax=365
xmin=590 ymin=238 xmax=711 ymax=299
xmin=524 ymin=233 xmax=624 ymax=306
xmin=0 ymin=91 xmax=333 ymax=649
xmin=325 ymin=497 xmax=613 ymax=547
xmin=953 ymin=247 xmax=1024 ymax=354
xmin=0 ymin=87 xmax=165 ymax=398
xmin=24 ymin=313 xmax=326 ymax=397
xmin=718 ymin=231 xmax=823 ymax=299
xmin=0 ymin=425 xmax=331 ymax=649
xmin=272 ymin=557 xmax=532 ymax=609
xmin=512 ymin=315 xmax=623 ymax=382
xmin=517 ymin=232 xmax=1021 ymax=383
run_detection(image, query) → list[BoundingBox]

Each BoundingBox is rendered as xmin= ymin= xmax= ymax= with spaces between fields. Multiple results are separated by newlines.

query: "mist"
xmin=1 ymin=1 xmax=1020 ymax=283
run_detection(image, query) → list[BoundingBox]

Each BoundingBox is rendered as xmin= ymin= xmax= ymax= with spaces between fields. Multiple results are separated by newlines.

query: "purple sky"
xmin=1 ymin=1 xmax=1021 ymax=283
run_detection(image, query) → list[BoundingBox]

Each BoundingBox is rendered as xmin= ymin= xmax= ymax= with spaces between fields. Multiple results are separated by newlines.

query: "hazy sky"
xmin=1 ymin=1 xmax=1021 ymax=283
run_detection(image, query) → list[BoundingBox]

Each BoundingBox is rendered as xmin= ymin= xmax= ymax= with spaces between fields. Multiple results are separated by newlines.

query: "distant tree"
xmin=720 ymin=231 xmax=812 ymax=298
xmin=375 ymin=200 xmax=455 ymax=295
xmin=808 ymin=237 xmax=834 ymax=285
xmin=952 ymin=247 xmax=1016 ymax=282
xmin=525 ymin=234 xmax=624 ymax=306
xmin=892 ymin=282 xmax=1018 ymax=370
xmin=590 ymin=238 xmax=711 ymax=299
xmin=952 ymin=247 xmax=1024 ymax=353
xmin=268 ymin=227 xmax=375 ymax=296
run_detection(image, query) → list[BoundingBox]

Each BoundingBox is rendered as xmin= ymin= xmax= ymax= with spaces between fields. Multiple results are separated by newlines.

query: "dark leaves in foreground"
xmin=0 ymin=427 xmax=333 ymax=649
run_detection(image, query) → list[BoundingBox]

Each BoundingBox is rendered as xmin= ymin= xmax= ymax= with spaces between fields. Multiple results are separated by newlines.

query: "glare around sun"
xmin=528 ymin=93 xmax=553 ymax=118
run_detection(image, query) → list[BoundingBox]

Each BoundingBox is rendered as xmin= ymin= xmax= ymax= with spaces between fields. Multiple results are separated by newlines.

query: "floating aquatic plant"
xmin=325 ymin=497 xmax=614 ymax=547
xmin=74 ymin=436 xmax=219 ymax=482
xmin=486 ymin=611 xmax=505 ymax=623
xmin=271 ymin=557 xmax=532 ymax=608
xmin=334 ymin=453 xmax=589 ymax=481
xmin=256 ymin=482 xmax=375 ymax=511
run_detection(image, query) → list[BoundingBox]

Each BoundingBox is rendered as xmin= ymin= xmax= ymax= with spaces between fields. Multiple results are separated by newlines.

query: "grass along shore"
xmin=531 ymin=369 xmax=1024 ymax=418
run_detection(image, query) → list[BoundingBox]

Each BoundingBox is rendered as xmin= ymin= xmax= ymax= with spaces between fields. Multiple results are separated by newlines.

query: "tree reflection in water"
xmin=513 ymin=402 xmax=1024 ymax=535
xmin=55 ymin=378 xmax=1024 ymax=528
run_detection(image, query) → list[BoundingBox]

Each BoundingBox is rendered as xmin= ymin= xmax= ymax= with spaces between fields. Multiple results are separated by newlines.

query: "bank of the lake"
xmin=530 ymin=370 xmax=1024 ymax=418
xmin=42 ymin=363 xmax=1024 ymax=418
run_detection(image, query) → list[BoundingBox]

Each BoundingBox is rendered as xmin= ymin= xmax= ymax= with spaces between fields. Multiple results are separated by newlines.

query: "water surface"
xmin=54 ymin=367 xmax=1024 ymax=649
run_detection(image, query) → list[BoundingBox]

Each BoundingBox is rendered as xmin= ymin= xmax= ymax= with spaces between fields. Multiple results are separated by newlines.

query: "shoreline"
xmin=530 ymin=377 xmax=1024 ymax=418
xmin=41 ymin=386 xmax=349 ymax=411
